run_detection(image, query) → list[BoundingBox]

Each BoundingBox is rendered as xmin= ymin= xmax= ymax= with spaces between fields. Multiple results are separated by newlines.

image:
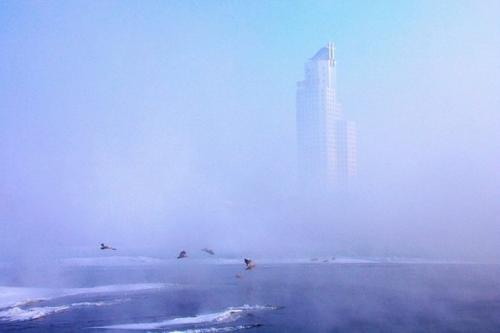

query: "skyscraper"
xmin=296 ymin=43 xmax=356 ymax=192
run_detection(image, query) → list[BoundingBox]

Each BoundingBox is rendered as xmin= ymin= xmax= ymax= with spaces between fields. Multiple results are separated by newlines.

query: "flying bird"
xmin=201 ymin=248 xmax=215 ymax=255
xmin=100 ymin=243 xmax=116 ymax=250
xmin=177 ymin=250 xmax=188 ymax=259
xmin=244 ymin=258 xmax=256 ymax=270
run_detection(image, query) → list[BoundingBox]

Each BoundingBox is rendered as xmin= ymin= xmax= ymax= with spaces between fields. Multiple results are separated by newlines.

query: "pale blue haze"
xmin=0 ymin=1 xmax=499 ymax=260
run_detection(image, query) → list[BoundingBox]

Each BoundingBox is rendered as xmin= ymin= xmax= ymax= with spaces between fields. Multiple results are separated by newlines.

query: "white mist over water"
xmin=1 ymin=3 xmax=499 ymax=332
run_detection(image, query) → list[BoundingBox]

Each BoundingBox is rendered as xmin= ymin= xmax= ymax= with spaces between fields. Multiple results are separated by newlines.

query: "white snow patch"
xmin=167 ymin=324 xmax=262 ymax=333
xmin=0 ymin=299 xmax=126 ymax=322
xmin=0 ymin=283 xmax=166 ymax=309
xmin=95 ymin=304 xmax=279 ymax=330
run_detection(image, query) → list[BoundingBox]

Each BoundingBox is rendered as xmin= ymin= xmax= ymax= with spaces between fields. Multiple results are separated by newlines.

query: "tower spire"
xmin=328 ymin=42 xmax=335 ymax=65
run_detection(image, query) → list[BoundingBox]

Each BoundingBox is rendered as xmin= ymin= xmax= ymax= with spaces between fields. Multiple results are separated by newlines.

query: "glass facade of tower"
xmin=296 ymin=43 xmax=356 ymax=191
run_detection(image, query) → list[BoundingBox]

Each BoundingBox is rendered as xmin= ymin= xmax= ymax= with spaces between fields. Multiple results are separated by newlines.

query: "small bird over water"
xmin=201 ymin=248 xmax=215 ymax=255
xmin=177 ymin=250 xmax=187 ymax=259
xmin=244 ymin=258 xmax=256 ymax=270
xmin=100 ymin=243 xmax=116 ymax=251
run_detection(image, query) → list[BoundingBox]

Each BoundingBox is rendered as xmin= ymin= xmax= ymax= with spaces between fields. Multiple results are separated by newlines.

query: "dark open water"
xmin=1 ymin=261 xmax=500 ymax=332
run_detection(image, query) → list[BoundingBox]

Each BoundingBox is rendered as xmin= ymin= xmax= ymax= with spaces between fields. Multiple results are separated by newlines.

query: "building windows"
xmin=297 ymin=44 xmax=357 ymax=190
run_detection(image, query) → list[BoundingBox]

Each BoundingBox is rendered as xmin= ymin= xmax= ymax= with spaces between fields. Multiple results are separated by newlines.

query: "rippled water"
xmin=1 ymin=258 xmax=499 ymax=332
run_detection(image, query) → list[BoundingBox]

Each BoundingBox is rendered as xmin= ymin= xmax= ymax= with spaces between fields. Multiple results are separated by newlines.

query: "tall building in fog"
xmin=296 ymin=43 xmax=356 ymax=192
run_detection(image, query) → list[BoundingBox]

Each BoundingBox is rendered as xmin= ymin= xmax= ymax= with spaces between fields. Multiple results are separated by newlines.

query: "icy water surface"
xmin=1 ymin=258 xmax=499 ymax=332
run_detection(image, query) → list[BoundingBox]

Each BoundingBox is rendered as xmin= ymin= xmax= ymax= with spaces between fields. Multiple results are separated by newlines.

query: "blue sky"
xmin=0 ymin=1 xmax=499 ymax=259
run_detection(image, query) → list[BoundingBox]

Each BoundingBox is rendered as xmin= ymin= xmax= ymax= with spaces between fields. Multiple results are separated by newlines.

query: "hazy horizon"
xmin=1 ymin=1 xmax=499 ymax=263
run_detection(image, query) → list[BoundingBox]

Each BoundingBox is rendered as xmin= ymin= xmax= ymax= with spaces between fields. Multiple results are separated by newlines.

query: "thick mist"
xmin=1 ymin=1 xmax=499 ymax=264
